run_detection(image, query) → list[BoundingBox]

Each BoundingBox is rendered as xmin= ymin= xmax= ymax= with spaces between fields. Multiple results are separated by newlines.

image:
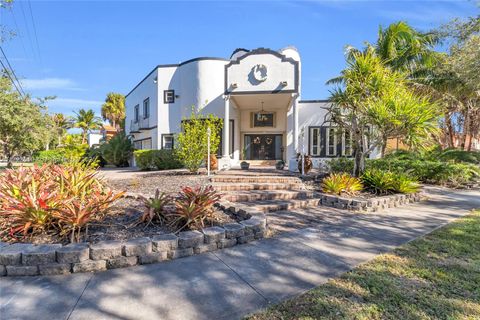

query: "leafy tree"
xmin=328 ymin=48 xmax=439 ymax=176
xmin=175 ymin=110 xmax=222 ymax=173
xmin=74 ymin=108 xmax=102 ymax=144
xmin=0 ymin=76 xmax=51 ymax=167
xmin=101 ymin=92 xmax=125 ymax=130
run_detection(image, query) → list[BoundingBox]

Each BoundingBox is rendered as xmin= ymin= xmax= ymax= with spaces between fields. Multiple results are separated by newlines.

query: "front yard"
xmin=248 ymin=210 xmax=480 ymax=320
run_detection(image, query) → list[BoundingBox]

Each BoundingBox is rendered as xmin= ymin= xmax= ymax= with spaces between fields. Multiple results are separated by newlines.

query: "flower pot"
xmin=240 ymin=161 xmax=250 ymax=170
xmin=275 ymin=161 xmax=285 ymax=170
xmin=205 ymin=154 xmax=218 ymax=170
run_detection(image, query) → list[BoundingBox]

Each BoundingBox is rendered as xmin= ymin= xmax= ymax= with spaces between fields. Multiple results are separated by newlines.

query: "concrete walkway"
xmin=1 ymin=187 xmax=479 ymax=320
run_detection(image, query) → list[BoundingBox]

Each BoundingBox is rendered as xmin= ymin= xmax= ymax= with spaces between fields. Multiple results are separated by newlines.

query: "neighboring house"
xmin=87 ymin=125 xmax=119 ymax=147
xmin=125 ymin=47 xmax=380 ymax=170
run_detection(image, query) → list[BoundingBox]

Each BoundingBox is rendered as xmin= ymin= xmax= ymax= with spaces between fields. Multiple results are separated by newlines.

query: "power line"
xmin=26 ymin=0 xmax=42 ymax=68
xmin=0 ymin=58 xmax=24 ymax=97
xmin=0 ymin=46 xmax=26 ymax=96
xmin=9 ymin=8 xmax=31 ymax=68
xmin=18 ymin=0 xmax=37 ymax=63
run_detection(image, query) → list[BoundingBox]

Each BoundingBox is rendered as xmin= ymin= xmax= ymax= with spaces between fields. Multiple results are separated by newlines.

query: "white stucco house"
xmin=125 ymin=47 xmax=378 ymax=170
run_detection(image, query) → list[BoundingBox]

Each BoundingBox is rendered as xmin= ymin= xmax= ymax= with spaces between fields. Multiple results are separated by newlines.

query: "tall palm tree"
xmin=52 ymin=113 xmax=73 ymax=146
xmin=101 ymin=92 xmax=125 ymax=130
xmin=74 ymin=109 xmax=102 ymax=144
xmin=374 ymin=21 xmax=438 ymax=79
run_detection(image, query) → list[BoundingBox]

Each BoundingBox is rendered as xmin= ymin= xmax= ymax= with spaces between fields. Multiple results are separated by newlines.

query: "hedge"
xmin=33 ymin=150 xmax=68 ymax=165
xmin=134 ymin=149 xmax=183 ymax=171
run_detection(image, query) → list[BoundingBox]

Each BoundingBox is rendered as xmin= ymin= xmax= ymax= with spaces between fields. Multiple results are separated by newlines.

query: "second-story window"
xmin=143 ymin=98 xmax=150 ymax=119
xmin=164 ymin=90 xmax=175 ymax=103
xmin=134 ymin=104 xmax=139 ymax=123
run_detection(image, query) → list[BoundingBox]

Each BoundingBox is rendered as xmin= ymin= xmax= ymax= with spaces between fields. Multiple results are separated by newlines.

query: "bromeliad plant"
xmin=361 ymin=169 xmax=419 ymax=194
xmin=0 ymin=162 xmax=123 ymax=243
xmin=321 ymin=173 xmax=363 ymax=195
xmin=138 ymin=189 xmax=172 ymax=227
xmin=171 ymin=185 xmax=221 ymax=232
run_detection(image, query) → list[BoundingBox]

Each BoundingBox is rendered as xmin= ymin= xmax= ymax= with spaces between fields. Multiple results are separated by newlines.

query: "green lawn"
xmin=248 ymin=210 xmax=480 ymax=320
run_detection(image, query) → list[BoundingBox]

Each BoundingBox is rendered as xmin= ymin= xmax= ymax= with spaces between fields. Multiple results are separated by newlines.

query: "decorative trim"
xmin=224 ymin=48 xmax=299 ymax=95
xmin=298 ymin=99 xmax=330 ymax=103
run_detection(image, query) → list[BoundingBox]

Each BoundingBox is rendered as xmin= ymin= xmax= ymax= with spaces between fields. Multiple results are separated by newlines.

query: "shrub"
xmin=171 ymin=185 xmax=221 ymax=232
xmin=0 ymin=162 xmax=123 ymax=242
xmin=361 ymin=169 xmax=419 ymax=194
xmin=327 ymin=158 xmax=354 ymax=174
xmin=33 ymin=149 xmax=67 ymax=165
xmin=134 ymin=150 xmax=183 ymax=171
xmin=176 ymin=111 xmax=222 ymax=173
xmin=436 ymin=149 xmax=480 ymax=164
xmin=100 ymin=132 xmax=133 ymax=167
xmin=84 ymin=146 xmax=107 ymax=167
xmin=138 ymin=189 xmax=172 ymax=226
xmin=321 ymin=173 xmax=363 ymax=195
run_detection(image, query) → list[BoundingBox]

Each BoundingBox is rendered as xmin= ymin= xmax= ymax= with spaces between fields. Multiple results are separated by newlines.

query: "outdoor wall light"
xmin=231 ymin=83 xmax=238 ymax=88
xmin=153 ymin=77 xmax=158 ymax=83
xmin=281 ymin=81 xmax=288 ymax=86
xmin=175 ymin=94 xmax=180 ymax=99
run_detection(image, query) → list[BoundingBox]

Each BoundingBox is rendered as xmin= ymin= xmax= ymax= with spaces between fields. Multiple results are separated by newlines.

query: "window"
xmin=342 ymin=130 xmax=353 ymax=157
xmin=164 ymin=90 xmax=175 ymax=103
xmin=309 ymin=127 xmax=321 ymax=156
xmin=252 ymin=112 xmax=275 ymax=127
xmin=162 ymin=134 xmax=174 ymax=150
xmin=133 ymin=140 xmax=142 ymax=150
xmin=326 ymin=127 xmax=337 ymax=156
xmin=143 ymin=98 xmax=150 ymax=119
xmin=134 ymin=105 xmax=139 ymax=123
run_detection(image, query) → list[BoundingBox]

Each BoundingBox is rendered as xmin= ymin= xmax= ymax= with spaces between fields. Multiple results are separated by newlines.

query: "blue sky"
xmin=1 ymin=0 xmax=477 ymax=117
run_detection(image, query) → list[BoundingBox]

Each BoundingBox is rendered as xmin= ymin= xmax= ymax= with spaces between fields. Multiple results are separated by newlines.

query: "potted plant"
xmin=275 ymin=160 xmax=285 ymax=170
xmin=241 ymin=147 xmax=250 ymax=170
xmin=296 ymin=153 xmax=313 ymax=174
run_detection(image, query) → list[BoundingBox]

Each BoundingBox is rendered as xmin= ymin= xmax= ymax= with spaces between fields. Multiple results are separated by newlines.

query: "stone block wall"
xmin=319 ymin=192 xmax=423 ymax=211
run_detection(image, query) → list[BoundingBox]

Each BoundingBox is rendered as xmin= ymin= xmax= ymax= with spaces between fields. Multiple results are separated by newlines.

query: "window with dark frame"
xmin=326 ymin=127 xmax=337 ymax=156
xmin=134 ymin=105 xmax=139 ymax=123
xmin=343 ymin=130 xmax=353 ymax=157
xmin=143 ymin=98 xmax=150 ymax=119
xmin=164 ymin=90 xmax=175 ymax=103
xmin=162 ymin=134 xmax=174 ymax=150
xmin=309 ymin=127 xmax=321 ymax=156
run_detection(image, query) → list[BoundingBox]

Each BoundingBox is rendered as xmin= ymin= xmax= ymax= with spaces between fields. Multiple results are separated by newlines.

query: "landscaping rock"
xmin=194 ymin=243 xmax=218 ymax=254
xmin=217 ymin=238 xmax=237 ymax=249
xmin=178 ymin=231 xmax=204 ymax=249
xmin=89 ymin=241 xmax=122 ymax=260
xmin=0 ymin=243 xmax=33 ymax=265
xmin=0 ymin=265 xmax=6 ymax=276
xmin=73 ymin=260 xmax=107 ymax=273
xmin=168 ymin=248 xmax=194 ymax=259
xmin=237 ymin=234 xmax=255 ymax=244
xmin=223 ymin=223 xmax=245 ymax=239
xmin=56 ymin=243 xmax=89 ymax=263
xmin=241 ymin=218 xmax=266 ymax=233
xmin=6 ymin=265 xmax=38 ymax=276
xmin=107 ymin=256 xmax=138 ymax=269
xmin=123 ymin=238 xmax=152 ymax=257
xmin=202 ymin=227 xmax=225 ymax=244
xmin=38 ymin=263 xmax=72 ymax=275
xmin=139 ymin=252 xmax=168 ymax=264
xmin=22 ymin=244 xmax=62 ymax=266
xmin=152 ymin=234 xmax=178 ymax=252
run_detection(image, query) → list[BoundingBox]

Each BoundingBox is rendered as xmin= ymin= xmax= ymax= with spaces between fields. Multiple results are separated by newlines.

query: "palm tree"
xmin=52 ymin=113 xmax=73 ymax=146
xmin=101 ymin=92 xmax=125 ymax=130
xmin=74 ymin=109 xmax=102 ymax=144
xmin=374 ymin=21 xmax=438 ymax=78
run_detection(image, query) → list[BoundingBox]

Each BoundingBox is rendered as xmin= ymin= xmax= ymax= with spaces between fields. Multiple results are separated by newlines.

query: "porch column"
xmin=222 ymin=95 xmax=230 ymax=158
xmin=293 ymin=94 xmax=299 ymax=155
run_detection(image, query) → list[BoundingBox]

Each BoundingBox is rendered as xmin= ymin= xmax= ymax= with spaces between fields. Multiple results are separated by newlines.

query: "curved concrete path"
xmin=1 ymin=187 xmax=479 ymax=320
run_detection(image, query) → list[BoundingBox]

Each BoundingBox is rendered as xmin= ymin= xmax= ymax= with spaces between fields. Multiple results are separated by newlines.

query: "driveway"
xmin=1 ymin=187 xmax=479 ymax=320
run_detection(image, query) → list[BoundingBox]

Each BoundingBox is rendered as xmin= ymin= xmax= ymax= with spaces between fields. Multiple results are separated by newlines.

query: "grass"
xmin=248 ymin=210 xmax=480 ymax=320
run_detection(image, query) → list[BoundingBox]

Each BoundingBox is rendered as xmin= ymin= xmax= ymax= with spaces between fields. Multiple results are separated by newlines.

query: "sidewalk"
xmin=1 ymin=187 xmax=479 ymax=320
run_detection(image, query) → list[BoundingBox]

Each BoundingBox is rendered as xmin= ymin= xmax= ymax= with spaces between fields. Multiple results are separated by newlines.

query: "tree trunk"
xmin=445 ymin=112 xmax=455 ymax=149
xmin=82 ymin=131 xmax=87 ymax=144
xmin=380 ymin=136 xmax=387 ymax=158
xmin=462 ymin=107 xmax=470 ymax=151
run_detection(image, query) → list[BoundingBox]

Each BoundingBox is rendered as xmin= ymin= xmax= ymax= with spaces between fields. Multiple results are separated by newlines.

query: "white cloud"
xmin=45 ymin=97 xmax=103 ymax=115
xmin=21 ymin=78 xmax=82 ymax=91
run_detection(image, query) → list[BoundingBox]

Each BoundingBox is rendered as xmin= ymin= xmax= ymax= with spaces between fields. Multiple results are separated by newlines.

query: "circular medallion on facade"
xmin=252 ymin=64 xmax=268 ymax=82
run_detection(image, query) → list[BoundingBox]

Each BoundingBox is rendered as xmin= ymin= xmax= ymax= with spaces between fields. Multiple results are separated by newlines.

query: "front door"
xmin=244 ymin=134 xmax=282 ymax=160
